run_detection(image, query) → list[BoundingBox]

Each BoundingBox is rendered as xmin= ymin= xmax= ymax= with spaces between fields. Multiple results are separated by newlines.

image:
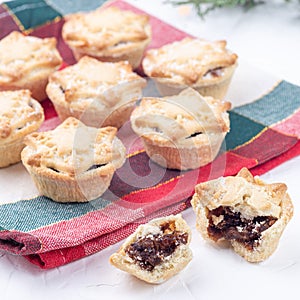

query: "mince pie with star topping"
xmin=142 ymin=37 xmax=238 ymax=99
xmin=130 ymin=88 xmax=231 ymax=170
xmin=62 ymin=6 xmax=151 ymax=69
xmin=21 ymin=117 xmax=126 ymax=203
xmin=46 ymin=56 xmax=146 ymax=128
xmin=0 ymin=31 xmax=62 ymax=101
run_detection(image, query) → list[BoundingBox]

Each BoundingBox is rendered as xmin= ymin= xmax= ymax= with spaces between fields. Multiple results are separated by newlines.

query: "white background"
xmin=0 ymin=1 xmax=300 ymax=299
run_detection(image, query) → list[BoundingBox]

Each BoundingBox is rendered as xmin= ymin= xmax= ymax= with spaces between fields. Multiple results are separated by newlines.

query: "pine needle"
xmin=166 ymin=0 xmax=299 ymax=18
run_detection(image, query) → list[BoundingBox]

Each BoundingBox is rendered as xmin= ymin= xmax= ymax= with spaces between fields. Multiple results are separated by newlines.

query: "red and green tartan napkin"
xmin=0 ymin=0 xmax=300 ymax=269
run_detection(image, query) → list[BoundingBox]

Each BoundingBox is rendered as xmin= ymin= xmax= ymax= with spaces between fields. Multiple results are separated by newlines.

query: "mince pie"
xmin=62 ymin=6 xmax=151 ymax=69
xmin=109 ymin=214 xmax=192 ymax=284
xmin=21 ymin=117 xmax=126 ymax=202
xmin=0 ymin=90 xmax=44 ymax=168
xmin=130 ymin=88 xmax=231 ymax=170
xmin=142 ymin=37 xmax=238 ymax=99
xmin=191 ymin=168 xmax=294 ymax=262
xmin=0 ymin=31 xmax=62 ymax=101
xmin=46 ymin=56 xmax=146 ymax=128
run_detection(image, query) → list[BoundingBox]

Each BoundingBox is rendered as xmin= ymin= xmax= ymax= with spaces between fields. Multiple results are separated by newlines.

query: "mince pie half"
xmin=191 ymin=168 xmax=294 ymax=262
xmin=110 ymin=214 xmax=192 ymax=284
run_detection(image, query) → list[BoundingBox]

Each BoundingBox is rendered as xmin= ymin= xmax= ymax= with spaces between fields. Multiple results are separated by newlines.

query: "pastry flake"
xmin=191 ymin=167 xmax=294 ymax=262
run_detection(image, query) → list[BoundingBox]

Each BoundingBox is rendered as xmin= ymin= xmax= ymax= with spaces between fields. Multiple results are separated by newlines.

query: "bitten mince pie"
xmin=0 ymin=90 xmax=44 ymax=168
xmin=109 ymin=214 xmax=192 ymax=284
xmin=46 ymin=56 xmax=146 ymax=128
xmin=142 ymin=37 xmax=238 ymax=99
xmin=130 ymin=88 xmax=231 ymax=170
xmin=191 ymin=168 xmax=294 ymax=262
xmin=62 ymin=6 xmax=151 ymax=69
xmin=21 ymin=117 xmax=126 ymax=203
xmin=0 ymin=31 xmax=62 ymax=101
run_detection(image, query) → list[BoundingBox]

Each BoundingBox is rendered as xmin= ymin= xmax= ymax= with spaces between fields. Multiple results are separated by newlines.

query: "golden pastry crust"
xmin=62 ymin=6 xmax=151 ymax=69
xmin=131 ymin=88 xmax=231 ymax=170
xmin=0 ymin=90 xmax=44 ymax=168
xmin=46 ymin=56 xmax=146 ymax=128
xmin=109 ymin=214 xmax=192 ymax=284
xmin=21 ymin=117 xmax=126 ymax=202
xmin=191 ymin=168 xmax=294 ymax=262
xmin=0 ymin=31 xmax=62 ymax=101
xmin=142 ymin=37 xmax=238 ymax=98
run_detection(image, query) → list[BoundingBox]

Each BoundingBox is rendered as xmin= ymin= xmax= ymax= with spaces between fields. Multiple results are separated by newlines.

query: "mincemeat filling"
xmin=125 ymin=223 xmax=188 ymax=271
xmin=207 ymin=206 xmax=277 ymax=250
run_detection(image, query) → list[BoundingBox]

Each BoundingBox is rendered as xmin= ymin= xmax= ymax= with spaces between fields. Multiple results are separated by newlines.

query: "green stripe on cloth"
xmin=0 ymin=196 xmax=111 ymax=232
xmin=45 ymin=0 xmax=107 ymax=15
xmin=225 ymin=111 xmax=266 ymax=150
xmin=232 ymin=81 xmax=300 ymax=126
xmin=4 ymin=0 xmax=61 ymax=31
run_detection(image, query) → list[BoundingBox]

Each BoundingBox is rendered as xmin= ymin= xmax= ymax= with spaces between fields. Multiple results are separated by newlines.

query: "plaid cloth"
xmin=0 ymin=0 xmax=300 ymax=269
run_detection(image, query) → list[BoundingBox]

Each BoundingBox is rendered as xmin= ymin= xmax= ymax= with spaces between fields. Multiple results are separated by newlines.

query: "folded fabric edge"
xmin=0 ymin=230 xmax=42 ymax=255
xmin=23 ymin=200 xmax=190 ymax=269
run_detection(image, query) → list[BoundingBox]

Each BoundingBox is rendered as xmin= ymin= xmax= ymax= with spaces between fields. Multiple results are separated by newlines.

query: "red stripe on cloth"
xmin=232 ymin=128 xmax=298 ymax=164
xmin=40 ymin=116 xmax=61 ymax=131
xmin=251 ymin=140 xmax=300 ymax=176
xmin=121 ymin=151 xmax=258 ymax=206
xmin=0 ymin=230 xmax=41 ymax=255
xmin=28 ymin=205 xmax=144 ymax=253
xmin=272 ymin=109 xmax=300 ymax=138
xmin=41 ymin=99 xmax=57 ymax=120
xmin=30 ymin=18 xmax=76 ymax=65
xmin=24 ymin=200 xmax=189 ymax=269
xmin=0 ymin=5 xmax=20 ymax=38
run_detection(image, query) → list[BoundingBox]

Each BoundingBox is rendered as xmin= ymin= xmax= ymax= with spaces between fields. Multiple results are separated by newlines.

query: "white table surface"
xmin=1 ymin=1 xmax=300 ymax=299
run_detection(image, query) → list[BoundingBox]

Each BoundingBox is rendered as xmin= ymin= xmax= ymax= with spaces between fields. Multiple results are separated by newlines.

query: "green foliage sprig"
xmin=166 ymin=0 xmax=299 ymax=18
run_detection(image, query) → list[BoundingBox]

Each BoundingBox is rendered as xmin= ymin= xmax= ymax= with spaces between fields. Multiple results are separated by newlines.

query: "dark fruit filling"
xmin=59 ymin=86 xmax=65 ymax=93
xmin=86 ymin=164 xmax=107 ymax=172
xmin=48 ymin=167 xmax=60 ymax=173
xmin=203 ymin=67 xmax=224 ymax=78
xmin=207 ymin=206 xmax=277 ymax=250
xmin=125 ymin=222 xmax=188 ymax=271
xmin=186 ymin=131 xmax=202 ymax=139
